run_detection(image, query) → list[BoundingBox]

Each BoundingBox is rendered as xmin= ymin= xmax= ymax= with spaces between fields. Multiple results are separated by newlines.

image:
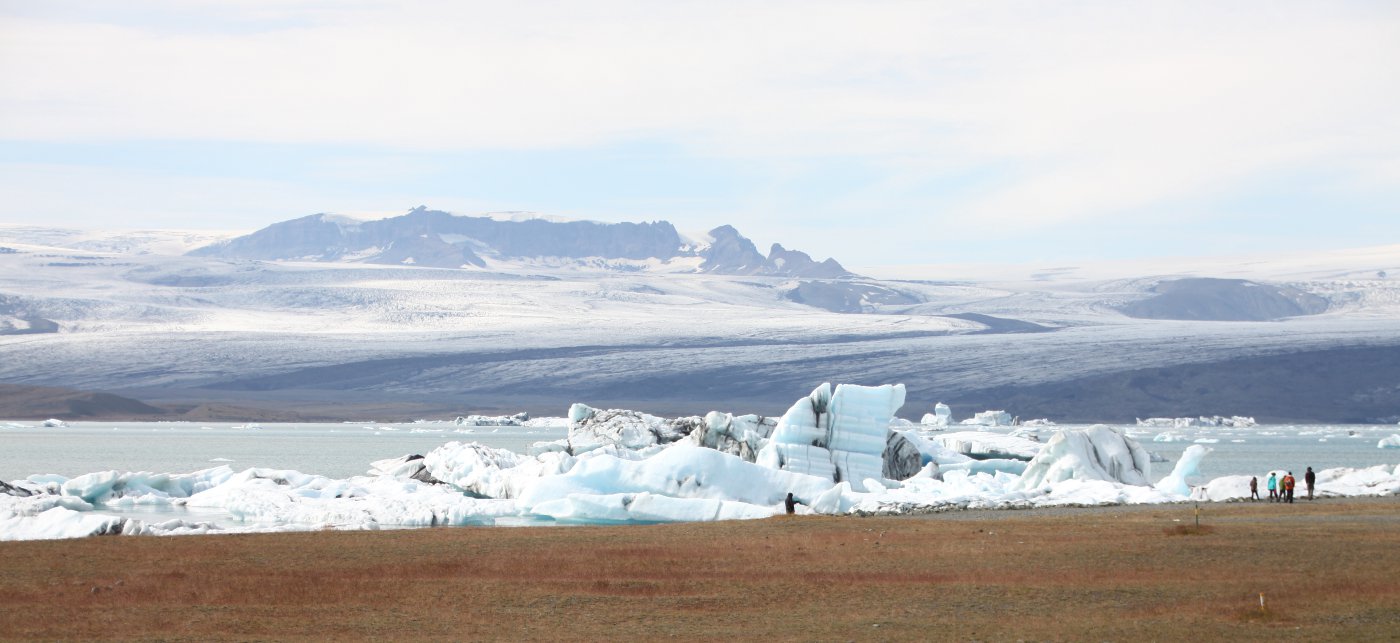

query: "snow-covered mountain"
xmin=1 ymin=219 xmax=1399 ymax=422
xmin=188 ymin=207 xmax=855 ymax=278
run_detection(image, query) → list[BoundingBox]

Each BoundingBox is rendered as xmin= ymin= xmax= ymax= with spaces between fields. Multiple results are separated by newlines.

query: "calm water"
xmin=0 ymin=420 xmax=568 ymax=480
xmin=1 ymin=420 xmax=1397 ymax=483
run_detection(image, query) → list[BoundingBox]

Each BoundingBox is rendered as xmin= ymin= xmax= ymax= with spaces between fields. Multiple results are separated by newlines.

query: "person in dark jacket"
xmin=1305 ymin=467 xmax=1316 ymax=500
xmin=1249 ymin=476 xmax=1260 ymax=501
xmin=784 ymin=492 xmax=797 ymax=515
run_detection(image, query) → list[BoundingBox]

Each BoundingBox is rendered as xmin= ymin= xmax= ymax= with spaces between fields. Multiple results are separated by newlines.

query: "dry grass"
xmin=1 ymin=498 xmax=1397 ymax=641
xmin=1163 ymin=523 xmax=1217 ymax=536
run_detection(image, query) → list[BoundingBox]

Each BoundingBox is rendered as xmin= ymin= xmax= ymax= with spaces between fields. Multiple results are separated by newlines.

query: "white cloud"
xmin=2 ymin=0 xmax=1398 ymax=236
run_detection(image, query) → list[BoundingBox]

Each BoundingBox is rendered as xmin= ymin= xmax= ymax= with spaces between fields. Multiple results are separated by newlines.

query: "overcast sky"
xmin=2 ymin=0 xmax=1397 ymax=266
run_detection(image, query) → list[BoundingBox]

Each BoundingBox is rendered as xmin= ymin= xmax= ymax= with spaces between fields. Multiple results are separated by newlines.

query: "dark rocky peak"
xmin=767 ymin=243 xmax=854 ymax=279
xmin=699 ymin=225 xmax=767 ymax=274
xmin=188 ymin=209 xmax=857 ymax=276
xmin=188 ymin=213 xmax=354 ymax=261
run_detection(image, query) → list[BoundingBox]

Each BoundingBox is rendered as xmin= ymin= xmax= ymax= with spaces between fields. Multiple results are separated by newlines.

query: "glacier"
xmin=3 ymin=383 xmax=1400 ymax=541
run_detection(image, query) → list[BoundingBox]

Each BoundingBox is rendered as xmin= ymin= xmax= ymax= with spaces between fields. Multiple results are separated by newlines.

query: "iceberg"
xmin=919 ymin=402 xmax=952 ymax=427
xmin=1154 ymin=444 xmax=1212 ymax=497
xmin=565 ymin=404 xmax=698 ymax=454
xmin=1017 ymin=426 xmax=1152 ymax=490
xmin=756 ymin=383 xmax=905 ymax=484
xmin=453 ymin=413 xmax=528 ymax=427
xmin=684 ymin=412 xmax=775 ymax=462
xmin=1137 ymin=416 xmax=1256 ymax=428
xmin=1378 ymin=434 xmax=1400 ymax=449
xmin=518 ymin=444 xmax=834 ymax=519
xmin=931 ymin=431 xmax=1043 ymax=461
xmin=960 ymin=410 xmax=1013 ymax=426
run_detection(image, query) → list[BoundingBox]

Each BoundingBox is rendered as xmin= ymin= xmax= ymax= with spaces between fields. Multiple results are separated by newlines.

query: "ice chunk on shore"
xmin=519 ymin=444 xmax=834 ymax=515
xmin=1154 ymin=444 xmax=1212 ymax=497
xmin=1017 ymin=426 xmax=1151 ymax=489
xmin=532 ymin=492 xmax=775 ymax=523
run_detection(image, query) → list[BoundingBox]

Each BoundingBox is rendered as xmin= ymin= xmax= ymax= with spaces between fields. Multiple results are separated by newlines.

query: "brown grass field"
xmin=1 ymin=497 xmax=1397 ymax=641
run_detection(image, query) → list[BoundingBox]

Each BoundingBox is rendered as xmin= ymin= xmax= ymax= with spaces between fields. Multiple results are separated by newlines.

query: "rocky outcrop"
xmin=1120 ymin=277 xmax=1329 ymax=322
xmin=699 ymin=227 xmax=856 ymax=279
xmin=698 ymin=225 xmax=768 ymax=274
xmin=882 ymin=431 xmax=923 ymax=480
xmin=0 ymin=480 xmax=38 ymax=497
xmin=766 ymin=244 xmax=851 ymax=279
xmin=785 ymin=281 xmax=916 ymax=313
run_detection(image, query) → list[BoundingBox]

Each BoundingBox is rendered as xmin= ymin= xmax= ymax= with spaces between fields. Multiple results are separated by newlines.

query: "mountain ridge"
xmin=190 ymin=207 xmax=856 ymax=278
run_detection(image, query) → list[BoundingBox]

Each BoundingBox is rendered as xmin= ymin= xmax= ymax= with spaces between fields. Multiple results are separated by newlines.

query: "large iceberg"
xmin=563 ymin=404 xmax=699 ymax=454
xmin=1017 ymin=426 xmax=1152 ymax=489
xmin=756 ymin=383 xmax=905 ymax=484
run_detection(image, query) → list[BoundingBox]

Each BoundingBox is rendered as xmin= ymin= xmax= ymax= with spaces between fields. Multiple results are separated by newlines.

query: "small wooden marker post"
xmin=1259 ymin=593 xmax=1267 ymax=612
xmin=1194 ymin=502 xmax=1200 ymax=528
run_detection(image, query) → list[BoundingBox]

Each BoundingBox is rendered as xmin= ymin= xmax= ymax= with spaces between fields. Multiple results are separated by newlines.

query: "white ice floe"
xmin=1378 ymin=434 xmax=1400 ymax=449
xmin=453 ymin=413 xmax=529 ymax=427
xmin=1137 ymin=416 xmax=1256 ymax=428
xmin=960 ymin=410 xmax=1014 ymax=426
xmin=3 ymin=383 xmax=1400 ymax=541
xmin=928 ymin=431 xmax=1043 ymax=461
xmin=42 ymin=418 xmax=67 ymax=427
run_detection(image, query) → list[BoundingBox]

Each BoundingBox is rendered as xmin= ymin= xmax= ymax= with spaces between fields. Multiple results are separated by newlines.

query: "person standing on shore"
xmin=1267 ymin=472 xmax=1278 ymax=502
xmin=1283 ymin=472 xmax=1296 ymax=504
xmin=1305 ymin=467 xmax=1316 ymax=500
xmin=1249 ymin=476 xmax=1260 ymax=501
xmin=784 ymin=492 xmax=797 ymax=515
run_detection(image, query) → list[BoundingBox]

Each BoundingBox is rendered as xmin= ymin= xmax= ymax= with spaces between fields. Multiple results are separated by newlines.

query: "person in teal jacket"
xmin=1266 ymin=472 xmax=1278 ymax=502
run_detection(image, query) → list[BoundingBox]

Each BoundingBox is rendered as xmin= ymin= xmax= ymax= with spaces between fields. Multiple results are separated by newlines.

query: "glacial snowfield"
xmin=3 ymin=383 xmax=1399 ymax=541
xmin=2 ymin=223 xmax=1400 ymax=420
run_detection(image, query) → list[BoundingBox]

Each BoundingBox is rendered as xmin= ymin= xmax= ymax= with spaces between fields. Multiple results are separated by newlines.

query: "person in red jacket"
xmin=1283 ymin=472 xmax=1296 ymax=503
